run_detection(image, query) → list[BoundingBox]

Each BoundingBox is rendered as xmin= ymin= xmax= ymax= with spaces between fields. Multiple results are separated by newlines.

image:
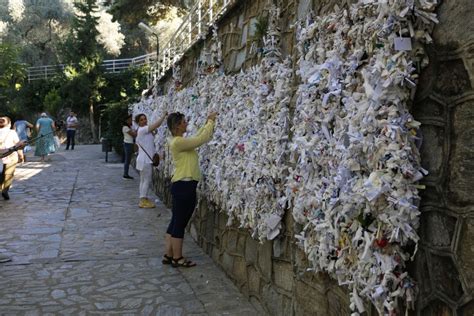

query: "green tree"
xmin=0 ymin=0 xmax=73 ymax=66
xmin=107 ymin=0 xmax=190 ymax=26
xmin=43 ymin=88 xmax=62 ymax=117
xmin=61 ymin=0 xmax=104 ymax=143
xmin=0 ymin=43 xmax=26 ymax=115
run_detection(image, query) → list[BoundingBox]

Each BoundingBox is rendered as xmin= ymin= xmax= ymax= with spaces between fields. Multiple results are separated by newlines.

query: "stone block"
xmin=233 ymin=256 xmax=248 ymax=286
xmin=430 ymin=254 xmax=464 ymax=302
xmin=222 ymin=252 xmax=234 ymax=275
xmin=241 ymin=23 xmax=248 ymax=46
xmin=249 ymin=296 xmax=267 ymax=315
xmin=273 ymin=238 xmax=283 ymax=258
xmin=414 ymin=249 xmax=432 ymax=298
xmin=218 ymin=213 xmax=227 ymax=230
xmin=419 ymin=124 xmax=446 ymax=182
xmin=294 ymin=247 xmax=309 ymax=270
xmin=261 ymin=284 xmax=292 ymax=316
xmin=227 ymin=229 xmax=239 ymax=253
xmin=212 ymin=245 xmax=220 ymax=263
xmin=214 ymin=208 xmax=219 ymax=226
xmin=248 ymin=17 xmax=257 ymax=37
xmin=294 ymin=278 xmax=329 ymax=315
xmin=221 ymin=231 xmax=228 ymax=250
xmin=189 ymin=223 xmax=198 ymax=242
xmin=420 ymin=185 xmax=446 ymax=208
xmin=434 ymin=0 xmax=474 ymax=46
xmin=213 ymin=228 xmax=220 ymax=246
xmin=412 ymin=97 xmax=446 ymax=121
xmin=449 ymin=99 xmax=474 ymax=205
xmin=457 ymin=218 xmax=474 ymax=292
xmin=234 ymin=49 xmax=247 ymax=71
xmin=421 ymin=299 xmax=453 ymax=316
xmin=326 ymin=285 xmax=350 ymax=316
xmin=205 ymin=210 xmax=215 ymax=241
xmin=236 ymin=233 xmax=246 ymax=254
xmin=257 ymin=240 xmax=272 ymax=281
xmin=420 ymin=211 xmax=457 ymax=249
xmin=283 ymin=237 xmax=293 ymax=261
xmin=273 ymin=261 xmax=293 ymax=293
xmin=247 ymin=266 xmax=261 ymax=294
xmin=201 ymin=241 xmax=208 ymax=253
xmin=458 ymin=299 xmax=474 ymax=316
xmin=199 ymin=198 xmax=208 ymax=217
xmin=245 ymin=236 xmax=258 ymax=265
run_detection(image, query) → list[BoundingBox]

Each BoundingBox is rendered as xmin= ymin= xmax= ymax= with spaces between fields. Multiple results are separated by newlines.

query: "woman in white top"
xmin=135 ymin=112 xmax=167 ymax=208
xmin=0 ymin=116 xmax=24 ymax=200
xmin=122 ymin=114 xmax=137 ymax=180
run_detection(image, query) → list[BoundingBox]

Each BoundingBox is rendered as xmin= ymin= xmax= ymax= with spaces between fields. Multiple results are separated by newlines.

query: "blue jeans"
xmin=123 ymin=143 xmax=134 ymax=177
xmin=66 ymin=130 xmax=76 ymax=149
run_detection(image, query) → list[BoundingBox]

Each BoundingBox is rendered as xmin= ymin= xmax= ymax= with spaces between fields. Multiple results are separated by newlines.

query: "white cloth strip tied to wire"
xmin=288 ymin=1 xmax=436 ymax=314
xmin=133 ymin=62 xmax=292 ymax=242
xmin=132 ymin=6 xmax=292 ymax=242
xmin=130 ymin=0 xmax=438 ymax=313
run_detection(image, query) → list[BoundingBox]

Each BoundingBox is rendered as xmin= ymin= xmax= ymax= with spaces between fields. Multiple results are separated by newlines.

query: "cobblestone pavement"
xmin=0 ymin=145 xmax=259 ymax=315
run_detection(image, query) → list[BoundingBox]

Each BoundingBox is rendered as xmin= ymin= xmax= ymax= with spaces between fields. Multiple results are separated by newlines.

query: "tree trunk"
xmin=89 ymin=99 xmax=98 ymax=143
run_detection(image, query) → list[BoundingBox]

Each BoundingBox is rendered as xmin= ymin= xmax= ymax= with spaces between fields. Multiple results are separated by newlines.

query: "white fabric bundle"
xmin=287 ymin=1 xmax=436 ymax=313
xmin=130 ymin=0 xmax=439 ymax=313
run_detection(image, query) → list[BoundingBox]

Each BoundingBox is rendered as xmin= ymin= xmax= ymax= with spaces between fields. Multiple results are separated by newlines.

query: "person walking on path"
xmin=13 ymin=118 xmax=33 ymax=156
xmin=0 ymin=116 xmax=24 ymax=200
xmin=164 ymin=111 xmax=217 ymax=268
xmin=65 ymin=111 xmax=78 ymax=150
xmin=135 ymin=112 xmax=168 ymax=208
xmin=0 ymin=138 xmax=27 ymax=261
xmin=34 ymin=113 xmax=56 ymax=162
xmin=122 ymin=114 xmax=137 ymax=180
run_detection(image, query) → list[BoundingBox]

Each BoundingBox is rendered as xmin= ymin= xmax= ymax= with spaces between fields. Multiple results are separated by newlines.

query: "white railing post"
xmin=210 ymin=0 xmax=214 ymax=21
xmin=44 ymin=67 xmax=47 ymax=80
xmin=188 ymin=18 xmax=192 ymax=46
xmin=198 ymin=0 xmax=202 ymax=35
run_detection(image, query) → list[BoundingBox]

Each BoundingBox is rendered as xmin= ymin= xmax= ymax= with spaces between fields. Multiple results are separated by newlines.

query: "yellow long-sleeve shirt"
xmin=169 ymin=120 xmax=215 ymax=182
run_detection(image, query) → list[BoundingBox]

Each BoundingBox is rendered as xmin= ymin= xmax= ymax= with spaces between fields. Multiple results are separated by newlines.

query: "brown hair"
xmin=167 ymin=112 xmax=185 ymax=136
xmin=134 ymin=113 xmax=146 ymax=124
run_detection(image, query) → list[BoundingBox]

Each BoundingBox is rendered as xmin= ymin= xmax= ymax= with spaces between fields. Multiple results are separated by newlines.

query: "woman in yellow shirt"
xmin=164 ymin=111 xmax=218 ymax=267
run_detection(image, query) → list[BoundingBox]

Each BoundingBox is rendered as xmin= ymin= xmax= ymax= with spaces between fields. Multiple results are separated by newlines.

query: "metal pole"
xmin=198 ymin=0 xmax=202 ymax=35
xmin=155 ymin=34 xmax=159 ymax=82
xmin=210 ymin=0 xmax=214 ymax=21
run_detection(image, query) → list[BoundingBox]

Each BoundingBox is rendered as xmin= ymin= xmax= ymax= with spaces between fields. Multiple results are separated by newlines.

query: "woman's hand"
xmin=207 ymin=112 xmax=218 ymax=121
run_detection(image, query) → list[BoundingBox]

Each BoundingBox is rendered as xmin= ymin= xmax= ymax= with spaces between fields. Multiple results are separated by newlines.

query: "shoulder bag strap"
xmin=136 ymin=142 xmax=154 ymax=161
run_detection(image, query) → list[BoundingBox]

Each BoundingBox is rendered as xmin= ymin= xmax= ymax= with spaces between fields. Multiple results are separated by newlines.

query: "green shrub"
xmin=101 ymin=101 xmax=129 ymax=155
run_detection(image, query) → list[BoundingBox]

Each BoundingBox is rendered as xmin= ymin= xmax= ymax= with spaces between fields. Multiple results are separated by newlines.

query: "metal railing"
xmin=27 ymin=0 xmax=237 ymax=84
xmin=27 ymin=53 xmax=157 ymax=82
xmin=155 ymin=0 xmax=236 ymax=79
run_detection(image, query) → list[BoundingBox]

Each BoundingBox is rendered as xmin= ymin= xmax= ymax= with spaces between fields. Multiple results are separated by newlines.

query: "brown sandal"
xmin=162 ymin=254 xmax=172 ymax=265
xmin=172 ymin=256 xmax=196 ymax=268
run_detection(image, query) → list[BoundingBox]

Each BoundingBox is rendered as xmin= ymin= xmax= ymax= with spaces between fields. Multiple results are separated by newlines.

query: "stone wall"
xmin=151 ymin=0 xmax=474 ymax=314
xmin=411 ymin=0 xmax=474 ymax=314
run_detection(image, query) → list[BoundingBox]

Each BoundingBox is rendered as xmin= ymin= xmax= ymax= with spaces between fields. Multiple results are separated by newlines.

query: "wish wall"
xmin=133 ymin=0 xmax=474 ymax=315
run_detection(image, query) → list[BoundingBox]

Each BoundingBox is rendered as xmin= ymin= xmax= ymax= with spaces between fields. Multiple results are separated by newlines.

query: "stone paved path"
xmin=0 ymin=145 xmax=259 ymax=315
